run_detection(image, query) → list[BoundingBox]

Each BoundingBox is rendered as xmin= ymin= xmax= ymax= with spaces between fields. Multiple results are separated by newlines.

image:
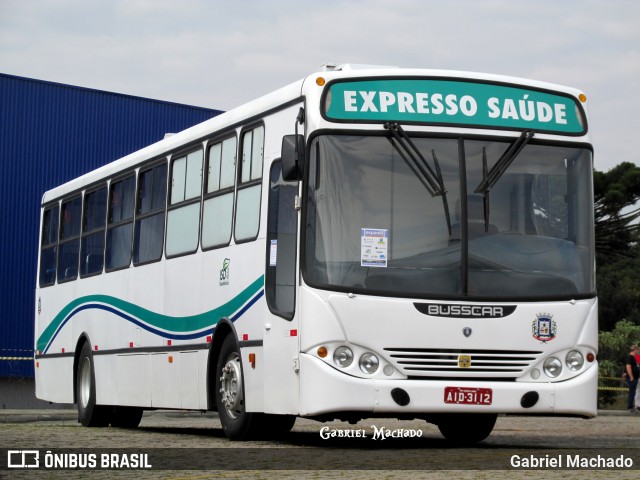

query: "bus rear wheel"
xmin=76 ymin=342 xmax=113 ymax=427
xmin=435 ymin=413 xmax=497 ymax=445
xmin=111 ymin=406 xmax=143 ymax=428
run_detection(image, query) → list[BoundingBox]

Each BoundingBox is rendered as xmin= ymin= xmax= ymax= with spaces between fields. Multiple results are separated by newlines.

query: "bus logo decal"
xmin=463 ymin=327 xmax=472 ymax=337
xmin=458 ymin=355 xmax=472 ymax=369
xmin=220 ymin=258 xmax=230 ymax=286
xmin=532 ymin=313 xmax=557 ymax=343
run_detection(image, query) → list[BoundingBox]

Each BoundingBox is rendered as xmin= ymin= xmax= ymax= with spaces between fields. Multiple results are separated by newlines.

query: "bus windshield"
xmin=304 ymin=134 xmax=594 ymax=300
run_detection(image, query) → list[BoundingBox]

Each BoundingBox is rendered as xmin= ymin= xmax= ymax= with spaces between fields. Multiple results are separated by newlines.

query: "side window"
xmin=106 ymin=175 xmax=135 ymax=270
xmin=202 ymin=136 xmax=236 ymax=249
xmin=265 ymin=160 xmax=298 ymax=320
xmin=166 ymin=149 xmax=203 ymax=256
xmin=58 ymin=196 xmax=82 ymax=282
xmin=80 ymin=186 xmax=107 ymax=277
xmin=134 ymin=162 xmax=167 ymax=264
xmin=39 ymin=204 xmax=59 ymax=287
xmin=235 ymin=125 xmax=264 ymax=242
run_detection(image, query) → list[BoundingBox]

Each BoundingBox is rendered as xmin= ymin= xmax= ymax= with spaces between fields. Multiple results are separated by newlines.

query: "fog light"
xmin=333 ymin=346 xmax=353 ymax=368
xmin=543 ymin=357 xmax=562 ymax=378
xmin=566 ymin=350 xmax=584 ymax=371
xmin=383 ymin=365 xmax=394 ymax=376
xmin=359 ymin=353 xmax=379 ymax=374
xmin=531 ymin=368 xmax=540 ymax=380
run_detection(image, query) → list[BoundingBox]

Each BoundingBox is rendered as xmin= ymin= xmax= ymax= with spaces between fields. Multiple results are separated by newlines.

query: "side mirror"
xmin=281 ymin=134 xmax=305 ymax=181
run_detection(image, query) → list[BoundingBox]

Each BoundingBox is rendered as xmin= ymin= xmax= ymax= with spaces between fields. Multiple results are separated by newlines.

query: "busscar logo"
xmin=414 ymin=303 xmax=517 ymax=318
xmin=7 ymin=450 xmax=39 ymax=468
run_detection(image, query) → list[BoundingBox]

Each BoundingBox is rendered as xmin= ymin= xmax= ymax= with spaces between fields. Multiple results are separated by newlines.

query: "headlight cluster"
xmin=312 ymin=342 xmax=402 ymax=378
xmin=531 ymin=349 xmax=592 ymax=380
xmin=331 ymin=346 xmax=380 ymax=374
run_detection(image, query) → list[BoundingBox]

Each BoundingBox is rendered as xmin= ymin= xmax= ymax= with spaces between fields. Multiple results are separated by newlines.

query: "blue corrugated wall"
xmin=0 ymin=73 xmax=222 ymax=377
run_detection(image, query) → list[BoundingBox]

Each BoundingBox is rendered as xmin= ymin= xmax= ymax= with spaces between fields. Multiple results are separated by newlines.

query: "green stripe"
xmin=37 ymin=275 xmax=264 ymax=352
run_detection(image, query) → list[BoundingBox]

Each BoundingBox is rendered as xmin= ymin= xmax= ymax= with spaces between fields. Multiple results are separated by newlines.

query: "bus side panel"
xmin=150 ymin=353 xmax=181 ymax=407
xmin=35 ymin=357 xmax=74 ymax=404
xmin=35 ymin=281 xmax=78 ymax=403
xmin=115 ymin=354 xmax=152 ymax=407
xmin=179 ymin=351 xmax=200 ymax=409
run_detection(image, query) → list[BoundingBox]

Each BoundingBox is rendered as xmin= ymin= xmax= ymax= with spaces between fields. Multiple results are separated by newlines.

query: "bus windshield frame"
xmin=302 ymin=131 xmax=595 ymax=301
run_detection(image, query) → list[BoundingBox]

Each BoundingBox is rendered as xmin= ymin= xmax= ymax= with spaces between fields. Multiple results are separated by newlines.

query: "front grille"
xmin=384 ymin=348 xmax=543 ymax=379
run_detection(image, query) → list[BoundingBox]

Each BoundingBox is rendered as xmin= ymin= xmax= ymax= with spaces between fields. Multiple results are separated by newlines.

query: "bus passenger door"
xmin=262 ymin=158 xmax=300 ymax=414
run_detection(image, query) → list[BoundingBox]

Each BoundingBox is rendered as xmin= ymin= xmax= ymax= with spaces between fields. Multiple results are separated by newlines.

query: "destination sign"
xmin=324 ymin=79 xmax=585 ymax=134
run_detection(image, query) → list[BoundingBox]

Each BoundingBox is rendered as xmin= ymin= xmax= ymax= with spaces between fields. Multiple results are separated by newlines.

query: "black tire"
xmin=436 ymin=413 xmax=497 ymax=445
xmin=111 ymin=406 xmax=143 ymax=428
xmin=76 ymin=342 xmax=113 ymax=427
xmin=215 ymin=335 xmax=263 ymax=440
xmin=258 ymin=413 xmax=296 ymax=437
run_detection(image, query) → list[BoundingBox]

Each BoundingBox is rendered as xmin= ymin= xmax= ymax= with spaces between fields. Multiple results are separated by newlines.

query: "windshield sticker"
xmin=325 ymin=79 xmax=585 ymax=134
xmin=361 ymin=228 xmax=388 ymax=267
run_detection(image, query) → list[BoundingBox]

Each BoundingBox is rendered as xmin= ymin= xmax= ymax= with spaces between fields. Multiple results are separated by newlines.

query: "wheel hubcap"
xmin=79 ymin=357 xmax=91 ymax=408
xmin=219 ymin=352 xmax=243 ymax=419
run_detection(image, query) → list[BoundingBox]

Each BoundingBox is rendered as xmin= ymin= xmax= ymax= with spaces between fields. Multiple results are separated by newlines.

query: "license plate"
xmin=444 ymin=387 xmax=493 ymax=405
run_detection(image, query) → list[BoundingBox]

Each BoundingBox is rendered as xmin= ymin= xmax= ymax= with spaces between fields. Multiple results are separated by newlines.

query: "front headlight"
xmin=359 ymin=353 xmax=379 ymax=374
xmin=543 ymin=357 xmax=562 ymax=378
xmin=333 ymin=346 xmax=354 ymax=368
xmin=565 ymin=350 xmax=584 ymax=371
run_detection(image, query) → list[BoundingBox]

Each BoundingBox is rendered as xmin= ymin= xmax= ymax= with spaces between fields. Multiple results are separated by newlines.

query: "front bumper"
xmin=299 ymin=353 xmax=597 ymax=418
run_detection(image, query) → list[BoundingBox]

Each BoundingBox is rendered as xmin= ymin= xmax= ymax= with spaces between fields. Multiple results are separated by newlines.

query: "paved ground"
xmin=1 ymin=409 xmax=639 ymax=479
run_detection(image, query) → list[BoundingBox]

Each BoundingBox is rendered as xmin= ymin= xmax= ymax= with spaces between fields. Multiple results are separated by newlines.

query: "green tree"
xmin=594 ymin=162 xmax=640 ymax=331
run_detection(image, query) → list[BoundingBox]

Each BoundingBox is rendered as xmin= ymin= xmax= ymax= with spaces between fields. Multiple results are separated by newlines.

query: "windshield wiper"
xmin=474 ymin=130 xmax=534 ymax=232
xmin=384 ymin=122 xmax=442 ymax=196
xmin=475 ymin=129 xmax=534 ymax=194
xmin=384 ymin=122 xmax=451 ymax=234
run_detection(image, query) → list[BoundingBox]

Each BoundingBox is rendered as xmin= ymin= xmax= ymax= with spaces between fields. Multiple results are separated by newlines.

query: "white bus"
xmin=35 ymin=65 xmax=597 ymax=443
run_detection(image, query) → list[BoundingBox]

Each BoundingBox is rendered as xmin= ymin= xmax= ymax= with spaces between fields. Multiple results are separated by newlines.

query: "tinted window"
xmin=80 ymin=186 xmax=107 ymax=276
xmin=106 ymin=175 xmax=135 ymax=270
xmin=235 ymin=125 xmax=264 ymax=242
xmin=166 ymin=150 xmax=203 ymax=256
xmin=134 ymin=163 xmax=167 ymax=264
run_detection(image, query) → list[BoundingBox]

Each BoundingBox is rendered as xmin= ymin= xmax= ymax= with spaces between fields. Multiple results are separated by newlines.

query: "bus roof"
xmin=42 ymin=66 xmax=588 ymax=203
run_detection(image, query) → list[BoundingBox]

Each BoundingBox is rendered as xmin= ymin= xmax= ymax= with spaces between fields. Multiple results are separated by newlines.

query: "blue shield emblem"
xmin=532 ymin=314 xmax=556 ymax=342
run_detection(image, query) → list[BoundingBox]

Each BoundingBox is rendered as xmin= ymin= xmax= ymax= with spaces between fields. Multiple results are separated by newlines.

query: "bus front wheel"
xmin=435 ymin=413 xmax=497 ymax=445
xmin=76 ymin=342 xmax=113 ymax=427
xmin=215 ymin=335 xmax=261 ymax=440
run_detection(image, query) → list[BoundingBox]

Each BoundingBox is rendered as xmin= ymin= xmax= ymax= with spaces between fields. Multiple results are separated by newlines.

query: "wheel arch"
xmin=206 ymin=318 xmax=238 ymax=410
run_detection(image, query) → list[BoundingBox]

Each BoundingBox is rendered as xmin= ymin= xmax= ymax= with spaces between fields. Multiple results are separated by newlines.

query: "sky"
xmin=1 ymin=0 xmax=638 ymax=172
